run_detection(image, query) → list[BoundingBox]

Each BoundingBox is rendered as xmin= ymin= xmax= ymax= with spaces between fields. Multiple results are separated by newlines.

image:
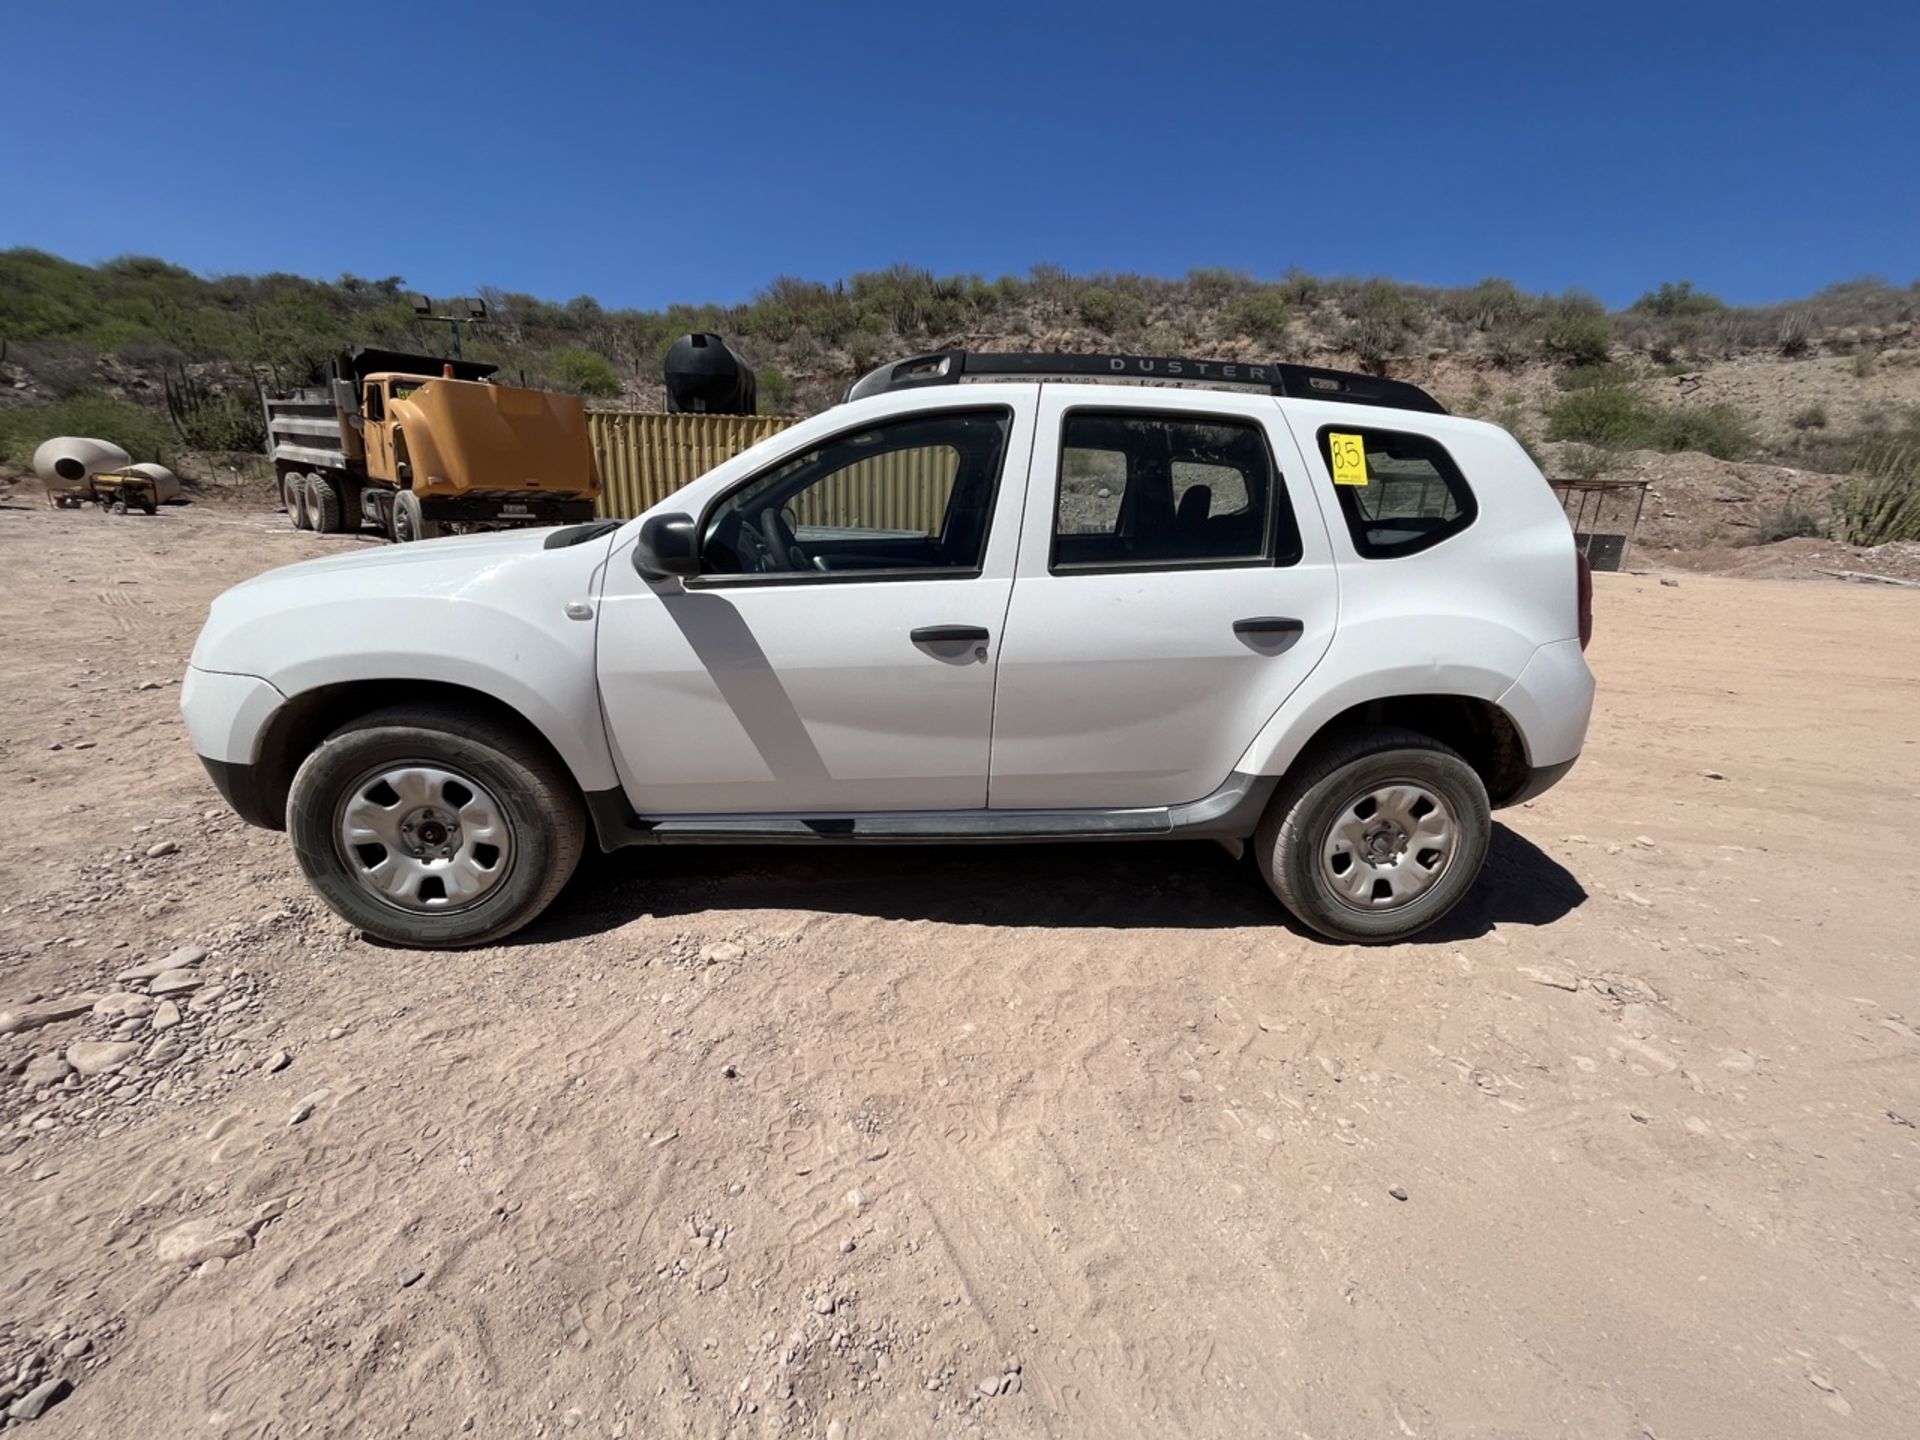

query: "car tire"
xmin=286 ymin=705 xmax=587 ymax=948
xmin=1254 ymin=726 xmax=1491 ymax=944
xmin=306 ymin=474 xmax=343 ymax=534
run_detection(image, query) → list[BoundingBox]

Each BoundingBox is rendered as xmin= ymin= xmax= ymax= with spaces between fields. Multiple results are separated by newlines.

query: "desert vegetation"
xmin=2 ymin=249 xmax=1916 ymax=547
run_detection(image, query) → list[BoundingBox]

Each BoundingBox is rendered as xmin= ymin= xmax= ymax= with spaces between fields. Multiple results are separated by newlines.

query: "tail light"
xmin=1576 ymin=552 xmax=1594 ymax=650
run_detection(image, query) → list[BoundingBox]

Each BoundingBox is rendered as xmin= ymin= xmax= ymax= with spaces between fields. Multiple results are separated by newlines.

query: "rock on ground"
xmin=66 ymin=1039 xmax=141 ymax=1076
xmin=154 ymin=1218 xmax=253 ymax=1267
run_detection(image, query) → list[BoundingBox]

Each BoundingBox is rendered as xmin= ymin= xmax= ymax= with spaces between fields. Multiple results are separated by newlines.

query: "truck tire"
xmin=1253 ymin=727 xmax=1491 ymax=945
xmin=286 ymin=704 xmax=587 ymax=948
xmin=287 ymin=473 xmax=312 ymax=529
xmin=306 ymin=474 xmax=344 ymax=534
xmin=391 ymin=489 xmax=441 ymax=543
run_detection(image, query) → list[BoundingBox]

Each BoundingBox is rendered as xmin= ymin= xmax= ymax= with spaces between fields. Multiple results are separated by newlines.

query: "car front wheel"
xmin=286 ymin=705 xmax=586 ymax=947
xmin=1254 ymin=727 xmax=1491 ymax=944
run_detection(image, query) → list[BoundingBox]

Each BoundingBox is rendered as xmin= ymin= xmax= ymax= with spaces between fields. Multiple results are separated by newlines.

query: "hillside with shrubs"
xmin=2 ymin=249 xmax=1916 ymax=559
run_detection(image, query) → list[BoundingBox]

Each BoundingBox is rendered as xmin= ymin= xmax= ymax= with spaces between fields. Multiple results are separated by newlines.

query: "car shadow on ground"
xmin=520 ymin=821 xmax=1586 ymax=944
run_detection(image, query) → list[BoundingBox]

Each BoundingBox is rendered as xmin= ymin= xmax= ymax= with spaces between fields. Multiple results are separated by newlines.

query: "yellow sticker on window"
xmin=1328 ymin=432 xmax=1370 ymax=486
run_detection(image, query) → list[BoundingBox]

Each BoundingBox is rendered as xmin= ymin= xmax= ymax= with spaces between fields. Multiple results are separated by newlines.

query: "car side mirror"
xmin=632 ymin=512 xmax=700 ymax=579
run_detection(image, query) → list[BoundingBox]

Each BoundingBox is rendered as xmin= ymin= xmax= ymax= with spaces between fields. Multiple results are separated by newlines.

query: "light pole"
xmin=408 ymin=294 xmax=489 ymax=360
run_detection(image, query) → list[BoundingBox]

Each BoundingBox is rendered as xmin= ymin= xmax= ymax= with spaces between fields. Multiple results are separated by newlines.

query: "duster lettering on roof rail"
xmin=845 ymin=349 xmax=1445 ymax=414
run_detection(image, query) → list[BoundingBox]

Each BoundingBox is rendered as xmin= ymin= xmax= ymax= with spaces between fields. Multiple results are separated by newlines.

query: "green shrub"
xmin=1559 ymin=444 xmax=1612 ymax=482
xmin=1558 ymin=361 xmax=1636 ymax=391
xmin=1545 ymin=387 xmax=1647 ymax=447
xmin=1277 ymin=268 xmax=1322 ymax=309
xmin=0 ymin=394 xmax=177 ymax=469
xmin=1541 ymin=308 xmax=1613 ymax=366
xmin=1630 ymin=281 xmax=1725 ymax=318
xmin=1485 ymin=318 xmax=1540 ymax=370
xmin=1075 ymin=286 xmax=1146 ymax=336
xmin=1186 ymin=267 xmax=1245 ymax=301
xmin=1833 ymin=442 xmax=1920 ymax=545
xmin=1345 ymin=280 xmax=1423 ymax=368
xmin=1545 ymin=386 xmax=1754 ymax=460
xmin=1655 ymin=403 xmax=1755 ymax=460
xmin=758 ymin=364 xmax=794 ymax=414
xmin=543 ymin=346 xmax=622 ymax=398
xmin=1222 ymin=289 xmax=1290 ymax=344
xmin=1789 ymin=402 xmax=1829 ymax=430
xmin=1750 ymin=499 xmax=1823 ymax=544
xmin=1443 ymin=277 xmax=1535 ymax=330
xmin=1777 ymin=309 xmax=1813 ymax=357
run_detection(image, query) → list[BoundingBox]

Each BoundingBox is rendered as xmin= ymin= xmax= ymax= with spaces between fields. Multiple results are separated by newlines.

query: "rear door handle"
xmin=1232 ymin=616 xmax=1304 ymax=637
xmin=911 ymin=625 xmax=991 ymax=644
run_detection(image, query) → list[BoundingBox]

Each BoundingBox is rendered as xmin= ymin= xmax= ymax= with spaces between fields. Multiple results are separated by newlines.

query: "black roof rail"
xmin=843 ymin=350 xmax=1446 ymax=414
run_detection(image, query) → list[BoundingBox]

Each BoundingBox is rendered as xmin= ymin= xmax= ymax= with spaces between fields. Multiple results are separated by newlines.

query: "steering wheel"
xmin=757 ymin=505 xmax=820 ymax=572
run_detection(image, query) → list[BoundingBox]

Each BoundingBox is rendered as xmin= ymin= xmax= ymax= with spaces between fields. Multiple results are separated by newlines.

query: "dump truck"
xmin=265 ymin=347 xmax=600 ymax=542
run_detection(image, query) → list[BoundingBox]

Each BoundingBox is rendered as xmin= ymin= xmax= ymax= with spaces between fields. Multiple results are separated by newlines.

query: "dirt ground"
xmin=2 ymin=493 xmax=1918 ymax=1440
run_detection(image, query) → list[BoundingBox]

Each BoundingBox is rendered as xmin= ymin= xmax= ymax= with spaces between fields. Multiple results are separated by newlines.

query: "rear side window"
xmin=1053 ymin=411 xmax=1302 ymax=572
xmin=1317 ymin=427 xmax=1476 ymax=558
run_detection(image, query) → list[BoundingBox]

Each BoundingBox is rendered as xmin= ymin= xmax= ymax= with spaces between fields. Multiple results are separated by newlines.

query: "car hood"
xmin=231 ymin=526 xmax=570 ymax=587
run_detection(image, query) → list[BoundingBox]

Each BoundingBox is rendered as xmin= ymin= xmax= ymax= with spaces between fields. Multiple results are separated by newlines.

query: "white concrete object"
xmin=33 ymin=436 xmax=131 ymax=484
xmin=124 ymin=462 xmax=183 ymax=505
xmin=183 ymin=351 xmax=1595 ymax=948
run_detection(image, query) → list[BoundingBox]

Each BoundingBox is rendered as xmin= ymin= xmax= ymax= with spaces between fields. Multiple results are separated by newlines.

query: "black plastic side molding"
xmin=582 ymin=773 xmax=1279 ymax=854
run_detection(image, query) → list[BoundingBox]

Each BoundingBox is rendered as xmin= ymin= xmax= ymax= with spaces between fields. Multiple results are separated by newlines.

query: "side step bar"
xmin=584 ymin=773 xmax=1278 ymax=852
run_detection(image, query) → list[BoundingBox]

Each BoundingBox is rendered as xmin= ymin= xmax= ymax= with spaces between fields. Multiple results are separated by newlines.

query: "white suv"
xmin=183 ymin=351 xmax=1594 ymax=948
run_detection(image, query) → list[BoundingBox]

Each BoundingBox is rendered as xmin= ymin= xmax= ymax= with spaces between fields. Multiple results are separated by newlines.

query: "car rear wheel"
xmin=1254 ymin=727 xmax=1490 ymax=944
xmin=286 ymin=705 xmax=586 ymax=948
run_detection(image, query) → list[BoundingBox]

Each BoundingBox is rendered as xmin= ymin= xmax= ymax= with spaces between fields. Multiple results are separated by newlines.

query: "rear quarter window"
xmin=1317 ymin=426 xmax=1476 ymax=558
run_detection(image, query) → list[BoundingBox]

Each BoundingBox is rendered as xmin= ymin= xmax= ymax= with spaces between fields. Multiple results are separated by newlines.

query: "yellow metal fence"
xmin=786 ymin=446 xmax=958 ymax=534
xmin=589 ymin=411 xmax=962 ymax=536
xmin=590 ymin=412 xmax=796 ymax=519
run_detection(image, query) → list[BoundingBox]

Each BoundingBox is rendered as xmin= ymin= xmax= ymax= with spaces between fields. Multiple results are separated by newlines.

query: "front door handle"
xmin=911 ymin=625 xmax=990 ymax=644
xmin=1232 ymin=616 xmax=1304 ymax=637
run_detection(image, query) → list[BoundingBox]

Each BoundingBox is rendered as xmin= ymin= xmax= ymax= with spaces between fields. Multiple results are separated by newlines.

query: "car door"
xmin=362 ymin=381 xmax=395 ymax=480
xmin=595 ymin=396 xmax=1034 ymax=815
xmin=988 ymin=386 xmax=1338 ymax=809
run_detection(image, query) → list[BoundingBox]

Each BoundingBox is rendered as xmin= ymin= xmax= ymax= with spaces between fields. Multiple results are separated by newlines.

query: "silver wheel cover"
xmin=335 ymin=762 xmax=514 ymax=913
xmin=1320 ymin=781 xmax=1458 ymax=910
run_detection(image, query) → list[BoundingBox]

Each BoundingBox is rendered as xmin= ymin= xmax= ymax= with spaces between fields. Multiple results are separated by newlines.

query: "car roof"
xmin=844 ymin=349 xmax=1445 ymax=415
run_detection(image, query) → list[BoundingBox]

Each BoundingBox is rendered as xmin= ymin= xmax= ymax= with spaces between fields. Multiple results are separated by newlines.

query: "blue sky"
xmin=5 ymin=0 xmax=1915 ymax=310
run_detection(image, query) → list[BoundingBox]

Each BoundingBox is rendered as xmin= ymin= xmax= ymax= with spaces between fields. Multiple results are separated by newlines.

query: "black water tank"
xmin=664 ymin=333 xmax=758 ymax=415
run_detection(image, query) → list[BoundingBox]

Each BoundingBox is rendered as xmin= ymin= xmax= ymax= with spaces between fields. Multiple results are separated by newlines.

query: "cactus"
xmin=163 ymin=364 xmax=267 ymax=453
xmin=1833 ymin=442 xmax=1920 ymax=546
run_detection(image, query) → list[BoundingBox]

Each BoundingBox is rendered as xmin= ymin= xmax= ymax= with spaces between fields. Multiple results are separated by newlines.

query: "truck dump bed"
xmin=265 ymin=384 xmax=353 ymax=472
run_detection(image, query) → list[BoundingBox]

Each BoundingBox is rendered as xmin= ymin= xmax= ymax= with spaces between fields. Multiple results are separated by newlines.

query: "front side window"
xmin=1317 ymin=426 xmax=1477 ymax=558
xmin=364 ymin=384 xmax=386 ymax=421
xmin=700 ymin=408 xmax=1009 ymax=578
xmin=1053 ymin=411 xmax=1299 ymax=572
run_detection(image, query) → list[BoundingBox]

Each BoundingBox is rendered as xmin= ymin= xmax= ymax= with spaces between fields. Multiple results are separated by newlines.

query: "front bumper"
xmin=180 ymin=666 xmax=285 ymax=764
xmin=182 ymin=667 xmax=288 ymax=828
